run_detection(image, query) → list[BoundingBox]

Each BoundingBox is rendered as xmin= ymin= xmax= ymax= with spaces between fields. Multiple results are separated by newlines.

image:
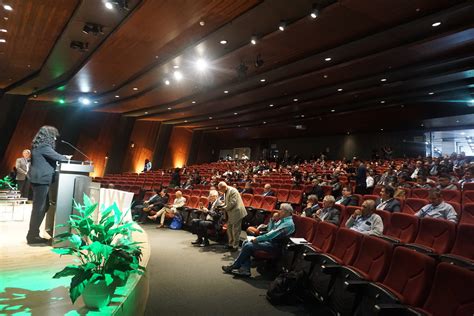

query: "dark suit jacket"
xmin=375 ymin=198 xmax=401 ymax=213
xmin=302 ymin=204 xmax=320 ymax=217
xmin=28 ymin=144 xmax=67 ymax=185
xmin=241 ymin=188 xmax=254 ymax=194
xmin=318 ymin=207 xmax=341 ymax=225
xmin=262 ymin=190 xmax=275 ymax=197
xmin=337 ymin=195 xmax=359 ymax=206
xmin=149 ymin=194 xmax=169 ymax=210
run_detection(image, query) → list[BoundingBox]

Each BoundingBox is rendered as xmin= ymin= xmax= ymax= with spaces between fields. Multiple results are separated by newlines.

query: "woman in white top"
xmin=149 ymin=190 xmax=186 ymax=228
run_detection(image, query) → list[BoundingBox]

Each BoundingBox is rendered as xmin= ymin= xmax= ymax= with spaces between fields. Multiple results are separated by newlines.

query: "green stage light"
xmin=58 ymin=99 xmax=65 ymax=105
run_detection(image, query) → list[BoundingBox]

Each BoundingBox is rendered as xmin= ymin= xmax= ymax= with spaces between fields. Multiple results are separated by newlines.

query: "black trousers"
xmin=17 ymin=179 xmax=30 ymax=198
xmin=191 ymin=219 xmax=214 ymax=241
xmin=27 ymin=184 xmax=50 ymax=239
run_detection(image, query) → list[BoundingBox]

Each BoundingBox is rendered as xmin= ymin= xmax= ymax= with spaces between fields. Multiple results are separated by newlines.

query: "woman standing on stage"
xmin=26 ymin=126 xmax=69 ymax=245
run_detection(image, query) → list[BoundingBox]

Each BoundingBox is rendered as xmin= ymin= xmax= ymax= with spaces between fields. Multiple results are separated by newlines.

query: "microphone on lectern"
xmin=60 ymin=140 xmax=92 ymax=164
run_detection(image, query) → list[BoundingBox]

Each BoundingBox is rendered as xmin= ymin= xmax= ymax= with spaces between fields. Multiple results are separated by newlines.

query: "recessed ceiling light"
xmin=167 ymin=107 xmax=172 ymax=110
xmin=0 ymin=39 xmax=6 ymax=43
xmin=428 ymin=92 xmax=434 ymax=95
xmin=456 ymin=120 xmax=460 ymax=123
xmin=215 ymin=127 xmax=219 ymax=130
xmin=191 ymin=101 xmax=196 ymax=104
xmin=380 ymin=78 xmax=387 ymax=82
xmin=220 ymin=40 xmax=227 ymax=45
xmin=234 ymin=112 xmax=238 ymax=115
xmin=420 ymin=124 xmax=424 ymax=127
xmin=293 ymin=98 xmax=298 ymax=102
xmin=93 ymin=101 xmax=98 ymax=104
xmin=323 ymin=74 xmax=328 ymax=78
xmin=164 ymin=79 xmax=170 ymax=85
xmin=209 ymin=116 xmax=213 ymax=119
xmin=173 ymin=71 xmax=183 ymax=81
xmin=301 ymin=114 xmax=305 ymax=118
xmin=269 ymin=104 xmax=274 ymax=107
xmin=347 ymin=132 xmax=350 ymax=135
xmin=115 ymin=95 xmax=120 ymax=98
xmin=0 ymin=29 xmax=6 ymax=33
xmin=331 ymin=109 xmax=335 ymax=112
xmin=250 ymin=35 xmax=258 ymax=45
xmin=144 ymin=111 xmax=148 ymax=114
xmin=184 ymin=120 xmax=188 ymax=123
xmin=155 ymin=55 xmax=159 ymax=59
xmin=260 ymin=78 xmax=266 ymax=82
xmin=337 ymin=88 xmax=343 ymax=92
xmin=224 ymin=90 xmax=229 ymax=94
xmin=3 ymin=4 xmax=13 ymax=11
xmin=173 ymin=65 xmax=179 ymax=69
xmin=133 ymin=87 xmax=138 ymax=91
xmin=380 ymin=128 xmax=384 ymax=131
xmin=3 ymin=17 xmax=8 ymax=21
xmin=310 ymin=6 xmax=319 ymax=19
xmin=79 ymin=97 xmax=91 ymax=105
xmin=324 ymin=57 xmax=332 ymax=61
xmin=278 ymin=20 xmax=286 ymax=31
xmin=263 ymin=121 xmax=267 ymax=124
xmin=380 ymin=100 xmax=385 ymax=103
xmin=105 ymin=2 xmax=113 ymax=9
xmin=461 ymin=132 xmax=466 ymax=135
xmin=432 ymin=21 xmax=441 ymax=27
xmin=199 ymin=21 xmax=205 ymax=26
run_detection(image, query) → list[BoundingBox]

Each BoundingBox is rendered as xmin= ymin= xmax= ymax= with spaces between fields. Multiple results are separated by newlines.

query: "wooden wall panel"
xmin=122 ymin=120 xmax=161 ymax=173
xmin=163 ymin=127 xmax=193 ymax=169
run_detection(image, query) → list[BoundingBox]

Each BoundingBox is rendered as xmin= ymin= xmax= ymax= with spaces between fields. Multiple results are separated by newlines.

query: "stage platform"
xmin=0 ymin=205 xmax=150 ymax=315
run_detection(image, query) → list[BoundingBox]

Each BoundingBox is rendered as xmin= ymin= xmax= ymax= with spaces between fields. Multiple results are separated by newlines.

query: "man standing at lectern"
xmin=26 ymin=126 xmax=70 ymax=245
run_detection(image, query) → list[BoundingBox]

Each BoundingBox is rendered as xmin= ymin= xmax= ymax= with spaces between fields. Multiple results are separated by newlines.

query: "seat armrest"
xmin=378 ymin=235 xmax=402 ymax=244
xmin=439 ymin=254 xmax=474 ymax=269
xmin=321 ymin=263 xmax=341 ymax=274
xmin=286 ymin=243 xmax=305 ymax=252
xmin=344 ymin=279 xmax=370 ymax=292
xmin=375 ymin=304 xmax=421 ymax=316
xmin=403 ymin=244 xmax=437 ymax=257
xmin=366 ymin=282 xmax=401 ymax=303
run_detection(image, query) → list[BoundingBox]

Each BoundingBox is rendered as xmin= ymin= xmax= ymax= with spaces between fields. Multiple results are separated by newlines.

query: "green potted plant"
xmin=52 ymin=195 xmax=145 ymax=309
xmin=0 ymin=175 xmax=16 ymax=190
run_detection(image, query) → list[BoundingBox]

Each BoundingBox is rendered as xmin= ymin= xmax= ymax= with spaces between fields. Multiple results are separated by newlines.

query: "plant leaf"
xmin=52 ymin=265 xmax=80 ymax=279
xmin=52 ymin=248 xmax=74 ymax=256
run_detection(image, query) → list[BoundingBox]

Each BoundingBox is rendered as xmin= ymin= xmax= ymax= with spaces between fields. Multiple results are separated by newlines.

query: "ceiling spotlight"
xmin=301 ymin=114 xmax=305 ymax=118
xmin=380 ymin=128 xmax=384 ymax=131
xmin=234 ymin=112 xmax=238 ymax=115
xmin=133 ymin=87 xmax=138 ymax=91
xmin=94 ymin=101 xmax=99 ymax=104
xmin=173 ymin=71 xmax=183 ymax=81
xmin=3 ymin=4 xmax=13 ymax=11
xmin=79 ymin=97 xmax=91 ymax=105
xmin=220 ymin=40 xmax=227 ymax=45
xmin=461 ymin=132 xmax=466 ymax=135
xmin=380 ymin=78 xmax=387 ymax=82
xmin=0 ymin=29 xmax=6 ymax=33
xmin=331 ymin=109 xmax=335 ymax=112
xmin=70 ymin=40 xmax=89 ymax=52
xmin=269 ymin=104 xmax=274 ymax=107
xmin=432 ymin=21 xmax=441 ymax=27
xmin=310 ymin=4 xmax=319 ymax=19
xmin=199 ymin=21 xmax=205 ymax=26
xmin=107 ymin=0 xmax=129 ymax=10
xmin=337 ymin=88 xmax=343 ymax=92
xmin=115 ymin=95 xmax=120 ymax=98
xmin=168 ymin=107 xmax=172 ymax=110
xmin=173 ymin=65 xmax=179 ymax=69
xmin=195 ymin=58 xmax=208 ymax=71
xmin=215 ymin=127 xmax=219 ymax=130
xmin=191 ymin=101 xmax=196 ymax=104
xmin=260 ymin=78 xmax=266 ymax=82
xmin=293 ymin=98 xmax=298 ymax=102
xmin=224 ymin=90 xmax=229 ymax=94
xmin=380 ymin=100 xmax=386 ymax=103
xmin=105 ymin=1 xmax=113 ymax=9
xmin=184 ymin=120 xmax=188 ymax=123
xmin=278 ymin=20 xmax=287 ymax=31
xmin=0 ymin=39 xmax=5 ymax=43
xmin=164 ymin=79 xmax=170 ymax=85
xmin=456 ymin=120 xmax=460 ymax=123
xmin=144 ymin=111 xmax=148 ymax=114
xmin=468 ymin=99 xmax=474 ymax=106
xmin=263 ymin=121 xmax=267 ymax=124
xmin=250 ymin=35 xmax=258 ymax=45
xmin=324 ymin=57 xmax=331 ymax=61
xmin=82 ymin=22 xmax=104 ymax=35
xmin=209 ymin=116 xmax=213 ymax=119
xmin=429 ymin=92 xmax=434 ymax=95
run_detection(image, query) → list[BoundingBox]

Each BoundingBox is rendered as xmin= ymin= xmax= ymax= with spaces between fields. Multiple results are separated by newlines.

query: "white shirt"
xmin=366 ymin=176 xmax=374 ymax=188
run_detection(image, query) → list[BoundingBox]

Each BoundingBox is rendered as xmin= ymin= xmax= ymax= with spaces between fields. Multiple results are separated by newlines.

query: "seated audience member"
xmin=330 ymin=176 xmax=342 ymax=199
xmin=414 ymin=176 xmax=432 ymax=189
xmin=222 ymin=203 xmax=295 ymax=277
xmin=301 ymin=195 xmax=320 ymax=217
xmin=410 ymin=160 xmax=425 ymax=180
xmin=148 ymin=190 xmax=186 ymax=228
xmin=345 ymin=200 xmax=383 ymax=236
xmin=459 ymin=169 xmax=473 ymax=189
xmin=262 ymin=183 xmax=276 ymax=197
xmin=437 ymin=174 xmax=458 ymax=191
xmin=134 ymin=189 xmax=169 ymax=223
xmin=182 ymin=179 xmax=194 ymax=190
xmin=190 ymin=190 xmax=223 ymax=247
xmin=375 ymin=186 xmax=401 ymax=212
xmin=247 ymin=212 xmax=280 ymax=236
xmin=312 ymin=195 xmax=340 ymax=225
xmin=415 ymin=189 xmax=458 ymax=223
xmin=240 ymin=182 xmax=254 ymax=194
xmin=305 ymin=179 xmax=324 ymax=201
xmin=335 ymin=186 xmax=358 ymax=206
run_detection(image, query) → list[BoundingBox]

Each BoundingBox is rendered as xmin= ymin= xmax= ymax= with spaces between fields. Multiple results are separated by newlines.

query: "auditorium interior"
xmin=1 ymin=1 xmax=474 ymax=315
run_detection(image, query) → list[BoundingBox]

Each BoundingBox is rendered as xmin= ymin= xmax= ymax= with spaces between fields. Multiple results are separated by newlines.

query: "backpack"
xmin=169 ymin=214 xmax=183 ymax=230
xmin=266 ymin=270 xmax=304 ymax=305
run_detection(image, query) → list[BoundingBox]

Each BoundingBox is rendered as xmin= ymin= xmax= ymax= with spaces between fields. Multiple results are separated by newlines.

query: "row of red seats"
xmin=289 ymin=217 xmax=474 ymax=315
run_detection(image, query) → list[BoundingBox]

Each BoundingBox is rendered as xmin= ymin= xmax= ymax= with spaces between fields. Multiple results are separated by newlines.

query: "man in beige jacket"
xmin=218 ymin=181 xmax=247 ymax=251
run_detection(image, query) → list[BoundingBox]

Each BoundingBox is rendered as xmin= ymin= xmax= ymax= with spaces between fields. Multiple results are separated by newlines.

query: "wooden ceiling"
xmin=2 ymin=0 xmax=474 ymax=135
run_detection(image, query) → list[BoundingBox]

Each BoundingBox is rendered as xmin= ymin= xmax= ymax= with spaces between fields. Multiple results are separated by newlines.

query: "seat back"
xmin=363 ymin=195 xmax=379 ymax=202
xmin=461 ymin=203 xmax=474 ymax=225
xmin=382 ymin=247 xmax=436 ymax=307
xmin=411 ymin=188 xmax=430 ymax=200
xmin=182 ymin=189 xmax=192 ymax=196
xmin=322 ymin=185 xmax=333 ymax=196
xmin=386 ymin=213 xmax=419 ymax=243
xmin=414 ymin=217 xmax=456 ymax=254
xmin=260 ymin=196 xmax=277 ymax=211
xmin=341 ymin=206 xmax=361 ymax=226
xmin=351 ymin=236 xmax=392 ymax=282
xmin=287 ymin=190 xmax=303 ymax=204
xmin=187 ymin=196 xmax=200 ymax=208
xmin=447 ymin=201 xmax=461 ymax=216
xmin=441 ymin=189 xmax=461 ymax=203
xmin=254 ymin=187 xmax=264 ymax=195
xmin=329 ymin=228 xmax=363 ymax=265
xmin=293 ymin=216 xmax=317 ymax=240
xmin=198 ymin=197 xmax=209 ymax=208
xmin=250 ymin=195 xmax=264 ymax=208
xmin=374 ymin=210 xmax=391 ymax=233
xmin=462 ymin=191 xmax=474 ymax=205
xmin=276 ymin=189 xmax=289 ymax=202
xmin=309 ymin=221 xmax=338 ymax=253
xmin=463 ymin=183 xmax=474 ymax=191
xmin=353 ymin=194 xmax=363 ymax=206
xmin=191 ymin=190 xmax=201 ymax=197
xmin=403 ymin=198 xmax=428 ymax=215
xmin=450 ymin=224 xmax=474 ymax=261
xmin=241 ymin=194 xmax=253 ymax=207
xmin=422 ymin=263 xmax=474 ymax=315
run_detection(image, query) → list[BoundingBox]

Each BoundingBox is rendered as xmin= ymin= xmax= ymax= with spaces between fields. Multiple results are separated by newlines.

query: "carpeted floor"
xmin=143 ymin=226 xmax=311 ymax=316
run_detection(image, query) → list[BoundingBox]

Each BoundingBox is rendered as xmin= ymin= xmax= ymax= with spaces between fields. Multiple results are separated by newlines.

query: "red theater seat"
xmin=287 ymin=190 xmax=303 ymax=205
xmin=363 ymin=195 xmax=379 ymax=202
xmin=293 ymin=215 xmax=317 ymax=240
xmin=461 ymin=203 xmax=474 ymax=225
xmin=241 ymin=194 xmax=253 ymax=208
xmin=463 ymin=191 xmax=474 ymax=205
xmin=384 ymin=212 xmax=419 ymax=243
xmin=406 ymin=217 xmax=456 ymax=254
xmin=441 ymin=189 xmax=461 ymax=203
xmin=463 ymin=183 xmax=474 ymax=191
xmin=402 ymin=198 xmax=427 ymax=215
xmin=440 ymin=224 xmax=474 ymax=267
xmin=411 ymin=188 xmax=430 ymax=200
xmin=260 ymin=196 xmax=277 ymax=211
xmin=374 ymin=210 xmax=391 ymax=233
xmin=276 ymin=189 xmax=289 ymax=203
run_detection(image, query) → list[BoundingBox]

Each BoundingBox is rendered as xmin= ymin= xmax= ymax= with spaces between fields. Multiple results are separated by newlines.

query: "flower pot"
xmin=82 ymin=280 xmax=115 ymax=310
